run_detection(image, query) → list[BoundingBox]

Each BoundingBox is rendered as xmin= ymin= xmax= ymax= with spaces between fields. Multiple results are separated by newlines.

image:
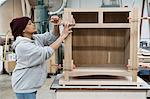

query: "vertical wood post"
xmin=63 ymin=9 xmax=73 ymax=81
xmin=130 ymin=8 xmax=138 ymax=82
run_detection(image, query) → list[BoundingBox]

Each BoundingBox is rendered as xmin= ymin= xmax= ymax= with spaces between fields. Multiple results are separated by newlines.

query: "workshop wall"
xmin=0 ymin=0 xmax=144 ymax=37
xmin=0 ymin=0 xmax=22 ymax=36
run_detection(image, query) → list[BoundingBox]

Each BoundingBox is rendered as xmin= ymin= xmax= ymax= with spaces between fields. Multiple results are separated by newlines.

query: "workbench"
xmin=50 ymin=75 xmax=150 ymax=99
xmin=49 ymin=8 xmax=150 ymax=99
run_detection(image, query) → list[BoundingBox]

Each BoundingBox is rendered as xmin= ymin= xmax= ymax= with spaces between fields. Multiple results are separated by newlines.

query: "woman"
xmin=10 ymin=16 xmax=74 ymax=99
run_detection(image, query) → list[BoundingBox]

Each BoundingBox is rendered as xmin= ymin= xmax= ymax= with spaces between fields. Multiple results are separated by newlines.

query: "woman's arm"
xmin=53 ymin=25 xmax=60 ymax=36
xmin=50 ymin=23 xmax=73 ymax=50
xmin=33 ymin=16 xmax=62 ymax=46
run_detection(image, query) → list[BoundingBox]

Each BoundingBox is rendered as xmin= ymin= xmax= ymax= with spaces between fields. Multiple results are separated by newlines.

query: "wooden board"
xmin=72 ymin=28 xmax=129 ymax=66
xmin=65 ymin=66 xmax=131 ymax=77
xmin=73 ymin=23 xmax=130 ymax=28
xmin=103 ymin=12 xmax=129 ymax=23
xmin=59 ymin=75 xmax=143 ymax=86
xmin=130 ymin=8 xmax=138 ymax=81
xmin=4 ymin=61 xmax=16 ymax=73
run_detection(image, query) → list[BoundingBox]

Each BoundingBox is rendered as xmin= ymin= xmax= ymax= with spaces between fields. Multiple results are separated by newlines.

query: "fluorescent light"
xmin=0 ymin=0 xmax=6 ymax=6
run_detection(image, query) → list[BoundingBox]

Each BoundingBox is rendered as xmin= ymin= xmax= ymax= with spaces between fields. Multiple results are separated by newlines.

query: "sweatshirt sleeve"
xmin=35 ymin=31 xmax=59 ymax=46
xmin=17 ymin=42 xmax=54 ymax=67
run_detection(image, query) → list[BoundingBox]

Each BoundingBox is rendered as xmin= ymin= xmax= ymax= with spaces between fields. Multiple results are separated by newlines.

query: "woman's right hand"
xmin=61 ymin=22 xmax=73 ymax=39
xmin=60 ymin=15 xmax=75 ymax=39
xmin=50 ymin=16 xmax=75 ymax=50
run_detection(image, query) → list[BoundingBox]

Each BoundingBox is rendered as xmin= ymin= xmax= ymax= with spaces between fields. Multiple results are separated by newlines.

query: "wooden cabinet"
xmin=61 ymin=8 xmax=138 ymax=86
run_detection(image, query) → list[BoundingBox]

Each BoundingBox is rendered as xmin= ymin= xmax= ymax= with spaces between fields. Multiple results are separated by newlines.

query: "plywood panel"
xmin=72 ymin=28 xmax=129 ymax=67
xmin=124 ymin=29 xmax=130 ymax=65
xmin=103 ymin=12 xmax=129 ymax=23
xmin=72 ymin=12 xmax=98 ymax=23
xmin=59 ymin=76 xmax=143 ymax=86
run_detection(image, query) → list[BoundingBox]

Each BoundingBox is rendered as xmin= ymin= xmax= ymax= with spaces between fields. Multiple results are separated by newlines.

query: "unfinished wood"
xmin=65 ymin=38 xmax=72 ymax=69
xmin=65 ymin=8 xmax=131 ymax=29
xmin=125 ymin=29 xmax=130 ymax=65
xmin=72 ymin=12 xmax=98 ymax=23
xmin=59 ymin=76 xmax=143 ymax=86
xmin=74 ymin=23 xmax=130 ymax=28
xmin=63 ymin=9 xmax=73 ymax=71
xmin=130 ymin=8 xmax=138 ymax=82
xmin=66 ymin=66 xmax=131 ymax=77
xmin=63 ymin=9 xmax=73 ymax=81
xmin=72 ymin=28 xmax=129 ymax=67
xmin=99 ymin=10 xmax=103 ymax=24
xmin=4 ymin=61 xmax=16 ymax=73
xmin=63 ymin=8 xmax=138 ymax=85
xmin=103 ymin=12 xmax=129 ymax=23
xmin=65 ymin=8 xmax=131 ymax=12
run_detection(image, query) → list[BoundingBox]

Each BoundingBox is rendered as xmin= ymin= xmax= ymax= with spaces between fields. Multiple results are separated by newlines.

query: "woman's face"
xmin=24 ymin=20 xmax=37 ymax=34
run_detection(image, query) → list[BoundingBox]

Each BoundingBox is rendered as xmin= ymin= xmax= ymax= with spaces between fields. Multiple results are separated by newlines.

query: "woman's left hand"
xmin=50 ymin=15 xmax=62 ymax=25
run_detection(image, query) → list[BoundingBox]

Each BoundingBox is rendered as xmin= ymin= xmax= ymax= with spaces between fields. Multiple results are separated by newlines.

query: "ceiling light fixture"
xmin=0 ymin=0 xmax=6 ymax=6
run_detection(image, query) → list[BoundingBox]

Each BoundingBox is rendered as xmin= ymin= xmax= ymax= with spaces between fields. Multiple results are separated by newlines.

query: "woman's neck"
xmin=23 ymin=33 xmax=32 ymax=39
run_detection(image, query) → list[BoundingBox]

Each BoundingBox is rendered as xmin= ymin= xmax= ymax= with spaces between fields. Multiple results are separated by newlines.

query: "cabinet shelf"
xmin=74 ymin=23 xmax=130 ymax=28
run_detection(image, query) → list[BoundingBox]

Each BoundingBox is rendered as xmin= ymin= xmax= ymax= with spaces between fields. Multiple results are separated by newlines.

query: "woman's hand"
xmin=49 ymin=15 xmax=75 ymax=50
xmin=60 ymin=15 xmax=75 ymax=37
xmin=61 ymin=22 xmax=73 ymax=39
xmin=50 ymin=15 xmax=75 ymax=26
xmin=50 ymin=15 xmax=62 ymax=25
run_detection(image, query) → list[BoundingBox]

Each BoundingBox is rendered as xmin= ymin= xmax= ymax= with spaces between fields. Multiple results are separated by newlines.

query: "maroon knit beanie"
xmin=10 ymin=17 xmax=31 ymax=40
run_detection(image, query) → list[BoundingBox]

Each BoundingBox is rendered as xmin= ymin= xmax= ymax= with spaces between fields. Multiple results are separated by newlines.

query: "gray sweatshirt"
xmin=11 ymin=31 xmax=58 ymax=93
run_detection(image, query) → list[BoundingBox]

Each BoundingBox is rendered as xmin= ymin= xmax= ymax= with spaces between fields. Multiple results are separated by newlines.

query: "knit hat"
xmin=10 ymin=17 xmax=31 ymax=40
